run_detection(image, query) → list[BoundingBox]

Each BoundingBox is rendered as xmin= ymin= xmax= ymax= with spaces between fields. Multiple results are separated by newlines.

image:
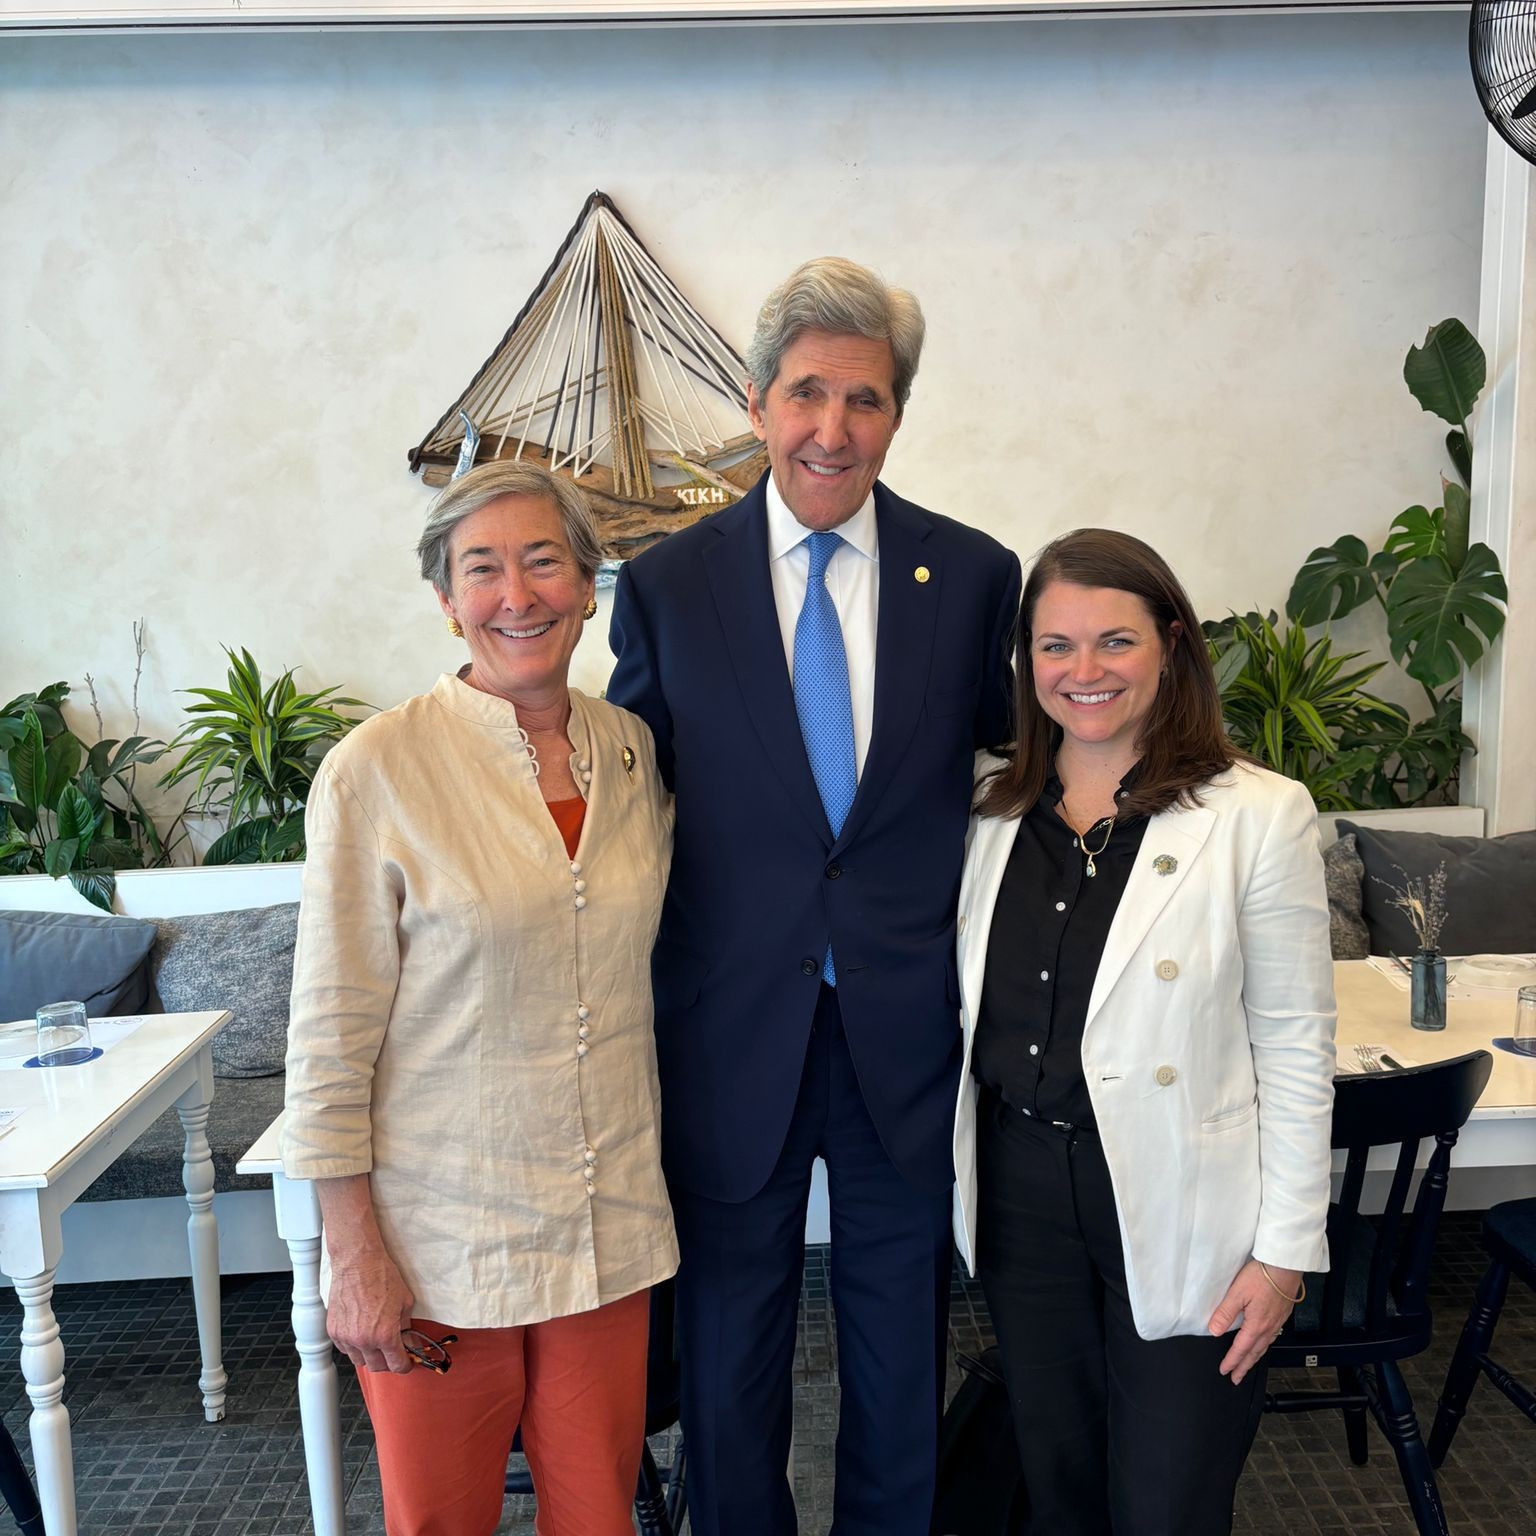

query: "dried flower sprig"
xmin=1373 ymin=861 xmax=1449 ymax=953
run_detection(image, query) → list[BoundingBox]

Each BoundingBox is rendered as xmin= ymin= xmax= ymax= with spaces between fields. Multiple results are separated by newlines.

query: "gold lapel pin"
xmin=1152 ymin=854 xmax=1177 ymax=876
xmin=622 ymin=745 xmax=636 ymax=776
xmin=914 ymin=566 xmax=931 ymax=584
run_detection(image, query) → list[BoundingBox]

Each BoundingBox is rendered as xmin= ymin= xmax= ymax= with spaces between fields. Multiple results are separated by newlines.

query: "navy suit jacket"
xmin=608 ymin=475 xmax=1021 ymax=1204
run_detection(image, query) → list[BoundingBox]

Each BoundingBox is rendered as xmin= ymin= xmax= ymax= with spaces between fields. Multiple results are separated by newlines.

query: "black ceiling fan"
xmin=1471 ymin=2 xmax=1536 ymax=164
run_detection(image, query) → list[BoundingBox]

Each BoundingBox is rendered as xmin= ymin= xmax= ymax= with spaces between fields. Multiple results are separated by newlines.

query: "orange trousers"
xmin=357 ymin=1288 xmax=650 ymax=1536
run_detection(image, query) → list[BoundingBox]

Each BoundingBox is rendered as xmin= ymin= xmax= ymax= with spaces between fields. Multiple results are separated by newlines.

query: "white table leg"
xmin=17 ymin=1268 xmax=75 ymax=1536
xmin=275 ymin=1174 xmax=345 ymax=1536
xmin=177 ymin=1092 xmax=228 ymax=1422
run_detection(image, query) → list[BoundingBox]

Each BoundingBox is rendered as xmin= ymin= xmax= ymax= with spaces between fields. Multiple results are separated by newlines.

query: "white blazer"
xmin=952 ymin=759 xmax=1336 ymax=1340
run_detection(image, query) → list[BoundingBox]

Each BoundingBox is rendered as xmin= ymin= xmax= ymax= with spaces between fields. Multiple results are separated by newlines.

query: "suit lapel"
xmin=1084 ymin=797 xmax=1218 ymax=1029
xmin=959 ymin=809 xmax=1020 ymax=1036
xmin=834 ymin=487 xmax=938 ymax=853
xmin=702 ymin=482 xmax=831 ymax=842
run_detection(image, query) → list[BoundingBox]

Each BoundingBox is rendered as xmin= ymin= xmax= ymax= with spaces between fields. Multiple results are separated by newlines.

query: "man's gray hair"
xmin=417 ymin=458 xmax=606 ymax=593
xmin=744 ymin=257 xmax=926 ymax=413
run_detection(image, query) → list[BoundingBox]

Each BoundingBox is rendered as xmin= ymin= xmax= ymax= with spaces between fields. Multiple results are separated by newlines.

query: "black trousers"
xmin=975 ymin=1087 xmax=1265 ymax=1536
xmin=670 ymin=985 xmax=952 ymax=1536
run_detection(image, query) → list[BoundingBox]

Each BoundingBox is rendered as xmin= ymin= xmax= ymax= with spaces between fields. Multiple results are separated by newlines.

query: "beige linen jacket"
xmin=281 ymin=673 xmax=678 ymax=1329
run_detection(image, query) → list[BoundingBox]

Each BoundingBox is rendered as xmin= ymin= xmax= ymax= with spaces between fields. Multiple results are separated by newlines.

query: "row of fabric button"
xmin=569 ymin=770 xmax=593 ymax=1198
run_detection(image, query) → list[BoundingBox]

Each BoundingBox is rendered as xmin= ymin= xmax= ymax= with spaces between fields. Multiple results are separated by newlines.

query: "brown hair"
xmin=977 ymin=528 xmax=1243 ymax=821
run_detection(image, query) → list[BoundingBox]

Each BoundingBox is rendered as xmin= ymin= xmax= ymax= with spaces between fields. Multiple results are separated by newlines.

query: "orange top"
xmin=545 ymin=796 xmax=586 ymax=860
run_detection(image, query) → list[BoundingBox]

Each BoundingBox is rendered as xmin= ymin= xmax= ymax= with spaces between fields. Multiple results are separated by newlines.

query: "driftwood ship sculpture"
xmin=409 ymin=191 xmax=765 ymax=574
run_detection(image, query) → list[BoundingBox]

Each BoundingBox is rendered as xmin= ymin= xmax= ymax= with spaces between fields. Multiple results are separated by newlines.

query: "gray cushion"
xmin=0 ymin=908 xmax=157 ymax=1021
xmin=1322 ymin=834 xmax=1369 ymax=960
xmin=150 ymin=904 xmax=299 ymax=1078
xmin=77 ymin=1071 xmax=285 ymax=1202
xmin=1337 ymin=822 xmax=1536 ymax=957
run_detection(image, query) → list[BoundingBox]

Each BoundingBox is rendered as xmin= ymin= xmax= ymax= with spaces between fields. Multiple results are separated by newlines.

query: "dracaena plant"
xmin=0 ymin=675 xmax=175 ymax=911
xmin=1203 ymin=612 xmax=1404 ymax=811
xmin=160 ymin=647 xmax=371 ymax=865
xmin=1282 ymin=319 xmax=1506 ymax=803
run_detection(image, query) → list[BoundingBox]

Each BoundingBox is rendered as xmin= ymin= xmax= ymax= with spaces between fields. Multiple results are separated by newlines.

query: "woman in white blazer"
xmin=951 ymin=529 xmax=1335 ymax=1536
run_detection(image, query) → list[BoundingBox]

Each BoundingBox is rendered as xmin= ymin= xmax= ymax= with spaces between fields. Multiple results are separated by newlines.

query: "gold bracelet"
xmin=1259 ymin=1261 xmax=1305 ymax=1304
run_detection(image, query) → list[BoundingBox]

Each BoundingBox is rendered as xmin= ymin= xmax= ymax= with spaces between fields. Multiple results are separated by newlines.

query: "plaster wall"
xmin=0 ymin=15 xmax=1487 ymax=830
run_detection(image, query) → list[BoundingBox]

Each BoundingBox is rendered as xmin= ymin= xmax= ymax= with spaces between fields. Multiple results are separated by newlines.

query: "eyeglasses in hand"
xmin=401 ymin=1328 xmax=458 ymax=1374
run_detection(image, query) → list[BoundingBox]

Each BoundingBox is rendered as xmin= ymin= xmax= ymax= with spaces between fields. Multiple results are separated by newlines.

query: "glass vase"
xmin=1411 ymin=951 xmax=1447 ymax=1032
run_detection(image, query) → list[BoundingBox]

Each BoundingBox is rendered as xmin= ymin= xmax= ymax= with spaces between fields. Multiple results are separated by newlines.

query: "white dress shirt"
xmin=765 ymin=475 xmax=880 ymax=776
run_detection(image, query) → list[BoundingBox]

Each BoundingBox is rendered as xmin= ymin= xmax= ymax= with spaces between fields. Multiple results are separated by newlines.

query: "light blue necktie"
xmin=793 ymin=530 xmax=858 ymax=985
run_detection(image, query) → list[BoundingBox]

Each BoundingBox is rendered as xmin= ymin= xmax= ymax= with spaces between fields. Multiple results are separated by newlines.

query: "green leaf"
xmin=1404 ymin=318 xmax=1486 ymax=428
xmin=203 ymin=818 xmax=269 ymax=866
xmin=55 ymin=783 xmax=99 ymax=846
xmin=42 ymin=731 xmax=82 ymax=806
xmin=43 ymin=836 xmax=80 ymax=877
xmin=263 ymin=816 xmax=307 ymax=861
xmin=1382 ymin=506 xmax=1444 ymax=563
xmin=1447 ymin=428 xmax=1472 ymax=487
xmin=67 ymin=870 xmax=116 ymax=912
xmin=0 ymin=833 xmax=34 ymax=864
xmin=91 ymin=836 xmax=145 ymax=870
xmin=1287 ymin=537 xmax=1394 ymax=625
xmin=8 ymin=711 xmax=49 ymax=813
xmin=1209 ymin=640 xmax=1248 ymax=694
xmin=1386 ymin=543 xmax=1508 ymax=688
xmin=1441 ymin=481 xmax=1470 ymax=573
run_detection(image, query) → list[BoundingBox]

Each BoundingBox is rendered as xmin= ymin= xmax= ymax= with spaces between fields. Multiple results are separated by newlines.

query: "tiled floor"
xmin=2 ymin=1215 xmax=1533 ymax=1534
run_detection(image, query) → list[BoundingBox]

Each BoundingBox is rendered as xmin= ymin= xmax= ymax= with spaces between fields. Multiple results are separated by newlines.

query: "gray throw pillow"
xmin=1322 ymin=834 xmax=1369 ymax=960
xmin=0 ymin=908 xmax=158 ymax=1021
xmin=151 ymin=904 xmax=299 ymax=1078
xmin=0 ymin=903 xmax=157 ymax=1026
xmin=1336 ymin=821 xmax=1536 ymax=958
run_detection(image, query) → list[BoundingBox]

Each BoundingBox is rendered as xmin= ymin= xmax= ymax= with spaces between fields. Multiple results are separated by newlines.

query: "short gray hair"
xmin=417 ymin=459 xmax=606 ymax=594
xmin=744 ymin=257 xmax=926 ymax=414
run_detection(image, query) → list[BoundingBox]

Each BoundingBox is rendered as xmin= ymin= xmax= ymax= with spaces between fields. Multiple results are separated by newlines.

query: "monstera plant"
xmin=1210 ymin=320 xmax=1506 ymax=809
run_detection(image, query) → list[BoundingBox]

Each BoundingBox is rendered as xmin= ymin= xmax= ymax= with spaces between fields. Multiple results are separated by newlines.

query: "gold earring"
xmin=447 ymin=617 xmax=464 ymax=638
xmin=583 ymin=598 xmax=598 ymax=621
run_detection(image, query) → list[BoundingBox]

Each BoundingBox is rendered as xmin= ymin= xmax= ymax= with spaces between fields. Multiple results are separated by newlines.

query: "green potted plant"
xmin=1283 ymin=320 xmax=1506 ymax=805
xmin=160 ymin=648 xmax=372 ymax=865
xmin=1206 ymin=320 xmax=1507 ymax=811
xmin=0 ymin=680 xmax=173 ymax=910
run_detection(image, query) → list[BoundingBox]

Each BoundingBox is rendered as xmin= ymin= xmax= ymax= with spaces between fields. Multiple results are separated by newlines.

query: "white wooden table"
xmin=0 ymin=1009 xmax=231 ymax=1536
xmin=244 ymin=962 xmax=1536 ymax=1536
xmin=1332 ymin=960 xmax=1536 ymax=1192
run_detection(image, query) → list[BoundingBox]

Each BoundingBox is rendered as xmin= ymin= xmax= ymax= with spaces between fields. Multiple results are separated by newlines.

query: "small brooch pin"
xmin=1152 ymin=854 xmax=1177 ymax=876
xmin=914 ymin=566 xmax=931 ymax=584
xmin=622 ymin=745 xmax=636 ymax=776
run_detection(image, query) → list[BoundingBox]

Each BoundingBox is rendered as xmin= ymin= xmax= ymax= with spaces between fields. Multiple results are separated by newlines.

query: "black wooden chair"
xmin=0 ymin=1421 xmax=43 ymax=1536
xmin=504 ymin=1279 xmax=687 ymax=1536
xmin=1264 ymin=1049 xmax=1492 ymax=1536
xmin=1427 ymin=1195 xmax=1536 ymax=1464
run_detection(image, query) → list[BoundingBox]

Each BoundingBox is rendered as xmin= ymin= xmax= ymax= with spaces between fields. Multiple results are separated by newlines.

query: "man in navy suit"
xmin=608 ymin=257 xmax=1021 ymax=1536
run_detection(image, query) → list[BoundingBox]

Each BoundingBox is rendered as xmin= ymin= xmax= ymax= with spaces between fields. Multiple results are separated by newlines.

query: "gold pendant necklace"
xmin=1079 ymin=818 xmax=1115 ymax=878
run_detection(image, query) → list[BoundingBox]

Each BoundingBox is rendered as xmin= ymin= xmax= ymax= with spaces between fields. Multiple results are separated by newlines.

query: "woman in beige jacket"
xmin=281 ymin=460 xmax=676 ymax=1536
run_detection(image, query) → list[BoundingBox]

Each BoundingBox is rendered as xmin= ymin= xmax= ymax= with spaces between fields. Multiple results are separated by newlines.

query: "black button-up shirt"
xmin=972 ymin=768 xmax=1148 ymax=1129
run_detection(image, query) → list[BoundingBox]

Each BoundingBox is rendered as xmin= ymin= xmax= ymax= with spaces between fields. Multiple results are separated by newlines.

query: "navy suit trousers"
xmin=670 ymin=985 xmax=953 ymax=1536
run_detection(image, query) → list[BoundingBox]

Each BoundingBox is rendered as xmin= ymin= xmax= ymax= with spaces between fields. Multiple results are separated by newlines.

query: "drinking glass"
xmin=1515 ymin=986 xmax=1536 ymax=1058
xmin=35 ymin=1001 xmax=93 ymax=1066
